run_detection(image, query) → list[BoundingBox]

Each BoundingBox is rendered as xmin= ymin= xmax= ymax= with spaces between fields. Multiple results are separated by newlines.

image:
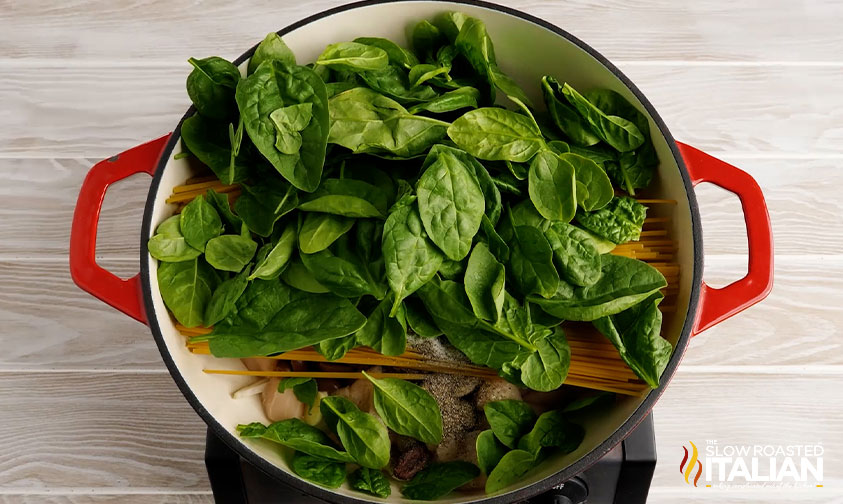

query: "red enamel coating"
xmin=69 ymin=135 xmax=171 ymax=324
xmin=678 ymin=142 xmax=774 ymax=335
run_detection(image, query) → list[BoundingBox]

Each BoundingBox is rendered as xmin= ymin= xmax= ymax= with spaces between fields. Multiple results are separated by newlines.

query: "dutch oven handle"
xmin=69 ymin=134 xmax=171 ymax=325
xmin=677 ymin=142 xmax=774 ymax=335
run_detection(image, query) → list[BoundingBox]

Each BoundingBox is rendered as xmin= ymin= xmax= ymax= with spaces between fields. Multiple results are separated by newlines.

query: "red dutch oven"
xmin=70 ymin=1 xmax=774 ymax=502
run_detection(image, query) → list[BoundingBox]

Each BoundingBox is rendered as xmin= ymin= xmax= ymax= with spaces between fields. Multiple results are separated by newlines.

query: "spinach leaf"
xmin=225 ymin=278 xmax=299 ymax=330
xmin=594 ymin=292 xmax=671 ymax=387
xmin=204 ymin=267 xmax=250 ymax=326
xmin=328 ymin=88 xmax=449 ymax=158
xmin=517 ymin=410 xmax=585 ymax=455
xmin=476 ymin=429 xmax=508 ymax=475
xmin=298 ymin=213 xmax=354 ymax=254
xmin=491 ymin=172 xmax=523 ymax=195
xmin=208 ymin=293 xmax=366 ymax=357
xmin=529 ymin=254 xmax=666 ymax=321
xmin=401 ymin=461 xmax=480 ymax=500
xmin=298 ymin=178 xmax=388 ymax=218
xmin=301 ymin=235 xmax=386 ymax=299
xmin=186 ymin=56 xmax=240 ymax=120
xmin=157 ymin=258 xmax=219 ymax=328
xmin=403 ymin=297 xmax=442 ymax=338
xmin=480 ymin=215 xmax=510 ymax=263
xmin=236 ymin=60 xmax=329 ymax=192
xmin=320 ymin=395 xmax=390 ymax=469
xmin=544 ymin=221 xmax=602 ymax=287
xmin=269 ymin=102 xmax=313 ymax=154
xmin=237 ymin=419 xmax=353 ymax=463
xmin=560 ymin=83 xmax=644 ymax=153
xmin=382 ymin=203 xmax=444 ymax=316
xmin=541 ymin=76 xmax=600 ymax=146
xmin=407 ymin=87 xmax=480 ymax=114
xmin=412 ymin=20 xmax=446 ymax=62
xmin=180 ymin=115 xmax=249 ymax=184
xmin=354 ymin=37 xmax=419 ymax=68
xmin=434 ymin=12 xmax=470 ymax=42
xmin=528 ymin=151 xmax=576 ymax=222
xmin=484 ymin=399 xmax=536 ymax=449
xmin=408 ymin=63 xmax=450 ymax=87
xmin=291 ymin=452 xmax=347 ymax=489
xmin=317 ymin=333 xmax=356 ymax=361
xmin=464 ymin=242 xmax=505 ymax=322
xmin=575 ymin=196 xmax=647 ymax=244
xmin=519 ymin=327 xmax=570 ymax=392
xmin=279 ymin=377 xmax=319 ymax=412
xmin=584 ymin=89 xmax=657 ymax=194
xmin=248 ymin=32 xmax=296 ymax=75
xmin=508 ymin=222 xmax=559 ymax=299
xmin=316 ymin=42 xmax=389 ymax=72
xmin=438 ymin=258 xmax=465 ymax=280
xmin=454 ymin=16 xmax=532 ymax=107
xmin=249 ymin=223 xmax=296 ymax=280
xmin=205 ymin=189 xmax=242 ymax=231
xmin=180 ymin=194 xmax=222 ymax=251
xmin=204 ymin=232 xmax=257 ymax=273
xmin=355 ymin=293 xmax=406 ymax=356
xmin=417 ymin=145 xmax=486 ymax=261
xmin=349 ymin=467 xmax=391 ymax=498
xmin=363 ymin=371 xmax=443 ymax=444
xmin=557 ymin=152 xmax=613 ymax=212
xmin=234 ymin=179 xmax=298 ymax=237
xmin=417 ymin=278 xmax=532 ymax=369
xmin=148 ymin=215 xmax=202 ymax=262
xmin=485 ymin=449 xmax=536 ymax=494
xmin=282 ymin=258 xmax=330 ymax=294
xmin=448 ymin=107 xmax=545 ymax=162
xmin=358 ymin=65 xmax=439 ymax=104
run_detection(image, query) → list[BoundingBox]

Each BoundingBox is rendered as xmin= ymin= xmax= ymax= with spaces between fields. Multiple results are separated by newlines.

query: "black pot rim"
xmin=140 ymin=1 xmax=703 ymax=502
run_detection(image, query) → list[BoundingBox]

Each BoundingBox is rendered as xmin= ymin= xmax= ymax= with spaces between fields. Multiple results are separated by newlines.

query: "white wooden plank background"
xmin=1 ymin=0 xmax=841 ymax=502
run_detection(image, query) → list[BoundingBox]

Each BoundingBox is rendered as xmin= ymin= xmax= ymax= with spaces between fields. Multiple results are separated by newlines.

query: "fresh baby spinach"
xmin=236 ymin=60 xmax=329 ymax=192
xmin=291 ymin=452 xmax=347 ymax=488
xmin=447 ymin=107 xmax=546 ymax=162
xmin=349 ymin=467 xmax=391 ymax=498
xmin=248 ymin=32 xmax=296 ymax=75
xmin=417 ymin=145 xmax=486 ymax=261
xmin=186 ymin=56 xmax=240 ymax=120
xmin=575 ymin=196 xmax=647 ymax=244
xmin=320 ymin=395 xmax=391 ymax=469
xmin=237 ymin=419 xmax=354 ymax=463
xmin=401 ymin=461 xmax=480 ymax=500
xmin=362 ymin=371 xmax=443 ymax=444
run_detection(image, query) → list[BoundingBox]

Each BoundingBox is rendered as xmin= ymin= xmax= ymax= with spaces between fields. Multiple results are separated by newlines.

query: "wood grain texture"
xmin=0 ymin=496 xmax=212 ymax=504
xmin=0 ymin=373 xmax=208 ymax=490
xmin=1 ymin=65 xmax=841 ymax=159
xmin=651 ymin=372 xmax=842 ymax=488
xmin=4 ymin=156 xmax=837 ymax=260
xmin=0 ymin=259 xmax=162 ymax=370
xmin=2 ymin=0 xmax=842 ymax=63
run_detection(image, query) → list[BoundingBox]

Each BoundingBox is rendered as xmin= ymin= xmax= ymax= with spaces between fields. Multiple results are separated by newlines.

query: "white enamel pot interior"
xmin=140 ymin=1 xmax=701 ymax=503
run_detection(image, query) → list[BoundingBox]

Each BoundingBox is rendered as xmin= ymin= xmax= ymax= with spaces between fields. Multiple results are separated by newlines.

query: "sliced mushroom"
xmin=475 ymin=380 xmax=522 ymax=411
xmin=261 ymin=363 xmax=306 ymax=422
xmin=333 ymin=367 xmax=380 ymax=414
xmin=241 ymin=357 xmax=276 ymax=372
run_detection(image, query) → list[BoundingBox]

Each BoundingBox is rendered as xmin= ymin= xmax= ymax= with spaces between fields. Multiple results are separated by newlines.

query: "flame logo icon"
xmin=680 ymin=441 xmax=703 ymax=486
